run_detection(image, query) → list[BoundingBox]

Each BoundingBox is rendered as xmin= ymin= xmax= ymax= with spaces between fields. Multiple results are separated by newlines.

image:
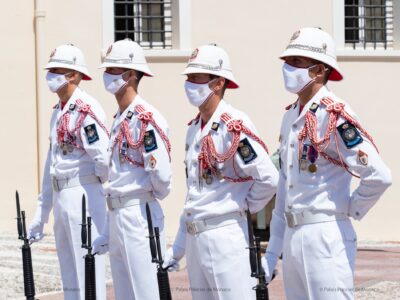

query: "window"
xmin=102 ymin=0 xmax=191 ymax=56
xmin=333 ymin=0 xmax=398 ymax=55
xmin=345 ymin=0 xmax=393 ymax=49
xmin=114 ymin=0 xmax=172 ymax=49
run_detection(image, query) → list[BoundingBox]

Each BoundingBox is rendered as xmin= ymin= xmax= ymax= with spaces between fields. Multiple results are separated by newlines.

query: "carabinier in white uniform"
xmin=28 ymin=44 xmax=109 ymax=300
xmin=93 ymin=39 xmax=172 ymax=300
xmin=163 ymin=44 xmax=278 ymax=300
xmin=262 ymin=28 xmax=392 ymax=300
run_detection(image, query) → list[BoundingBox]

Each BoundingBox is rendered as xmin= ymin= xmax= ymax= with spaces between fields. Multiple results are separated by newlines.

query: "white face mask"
xmin=103 ymin=71 xmax=129 ymax=95
xmin=184 ymin=79 xmax=216 ymax=107
xmin=282 ymin=63 xmax=316 ymax=94
xmin=46 ymin=72 xmax=70 ymax=93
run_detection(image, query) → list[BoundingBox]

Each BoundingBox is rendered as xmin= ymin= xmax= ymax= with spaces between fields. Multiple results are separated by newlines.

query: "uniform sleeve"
xmin=266 ymin=170 xmax=286 ymax=256
xmin=80 ymin=113 xmax=110 ymax=183
xmin=34 ymin=148 xmax=53 ymax=223
xmin=334 ymin=118 xmax=392 ymax=220
xmin=173 ymin=214 xmax=187 ymax=250
xmin=233 ymin=122 xmax=279 ymax=213
xmin=142 ymin=121 xmax=172 ymax=200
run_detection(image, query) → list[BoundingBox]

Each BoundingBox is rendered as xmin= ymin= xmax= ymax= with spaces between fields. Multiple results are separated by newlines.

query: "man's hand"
xmin=92 ymin=235 xmax=109 ymax=255
xmin=261 ymin=252 xmax=279 ymax=283
xmin=28 ymin=220 xmax=45 ymax=243
xmin=162 ymin=245 xmax=185 ymax=272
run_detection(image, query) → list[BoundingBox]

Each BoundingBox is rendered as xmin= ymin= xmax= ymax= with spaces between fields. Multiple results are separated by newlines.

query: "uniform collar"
xmin=199 ymin=99 xmax=228 ymax=140
xmin=114 ymin=94 xmax=145 ymax=127
xmin=59 ymin=87 xmax=82 ymax=115
xmin=293 ymin=85 xmax=331 ymax=123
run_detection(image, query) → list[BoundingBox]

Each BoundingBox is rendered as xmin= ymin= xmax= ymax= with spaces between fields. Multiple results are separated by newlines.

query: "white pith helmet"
xmin=44 ymin=44 xmax=92 ymax=80
xmin=280 ymin=28 xmax=343 ymax=81
xmin=99 ymin=39 xmax=154 ymax=77
xmin=182 ymin=44 xmax=239 ymax=88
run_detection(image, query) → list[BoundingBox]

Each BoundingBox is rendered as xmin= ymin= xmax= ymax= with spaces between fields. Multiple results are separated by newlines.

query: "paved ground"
xmin=3 ymin=234 xmax=400 ymax=300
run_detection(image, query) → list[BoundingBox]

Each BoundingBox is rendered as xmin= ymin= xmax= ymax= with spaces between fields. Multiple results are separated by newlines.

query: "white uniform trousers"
xmin=186 ymin=220 xmax=256 ymax=300
xmin=108 ymin=198 xmax=165 ymax=300
xmin=53 ymin=182 xmax=107 ymax=300
xmin=282 ymin=219 xmax=357 ymax=300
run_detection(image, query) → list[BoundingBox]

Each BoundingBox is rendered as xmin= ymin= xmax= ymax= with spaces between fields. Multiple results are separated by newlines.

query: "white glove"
xmin=28 ymin=220 xmax=45 ymax=243
xmin=92 ymin=234 xmax=109 ymax=255
xmin=162 ymin=245 xmax=185 ymax=272
xmin=261 ymin=252 xmax=279 ymax=283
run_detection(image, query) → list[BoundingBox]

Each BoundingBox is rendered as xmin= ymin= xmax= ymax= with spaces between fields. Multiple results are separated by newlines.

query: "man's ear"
xmin=214 ymin=77 xmax=226 ymax=91
xmin=309 ymin=64 xmax=326 ymax=82
xmin=126 ymin=70 xmax=138 ymax=81
xmin=68 ymin=71 xmax=82 ymax=84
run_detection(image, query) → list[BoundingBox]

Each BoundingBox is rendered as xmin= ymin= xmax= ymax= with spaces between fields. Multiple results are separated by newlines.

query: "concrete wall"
xmin=1 ymin=0 xmax=398 ymax=241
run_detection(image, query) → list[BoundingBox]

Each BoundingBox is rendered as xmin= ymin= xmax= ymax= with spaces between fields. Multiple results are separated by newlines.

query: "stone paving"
xmin=2 ymin=233 xmax=399 ymax=300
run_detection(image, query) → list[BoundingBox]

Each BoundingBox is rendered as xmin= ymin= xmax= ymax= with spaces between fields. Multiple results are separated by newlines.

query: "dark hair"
xmin=135 ymin=70 xmax=144 ymax=83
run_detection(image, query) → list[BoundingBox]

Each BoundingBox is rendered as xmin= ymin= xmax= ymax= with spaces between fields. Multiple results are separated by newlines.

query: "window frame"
xmin=102 ymin=0 xmax=192 ymax=58
xmin=333 ymin=0 xmax=400 ymax=57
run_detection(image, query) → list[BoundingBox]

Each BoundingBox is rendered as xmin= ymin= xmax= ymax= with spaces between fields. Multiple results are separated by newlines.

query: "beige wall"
xmin=1 ymin=0 xmax=398 ymax=241
xmin=0 ymin=3 xmax=38 ymax=232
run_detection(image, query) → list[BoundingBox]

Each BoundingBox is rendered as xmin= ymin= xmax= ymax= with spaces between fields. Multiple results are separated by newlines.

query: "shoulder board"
xmin=320 ymin=97 xmax=335 ymax=107
xmin=220 ymin=112 xmax=233 ymax=124
xmin=188 ymin=113 xmax=200 ymax=126
xmin=135 ymin=104 xmax=147 ymax=114
xmin=53 ymin=103 xmax=59 ymax=109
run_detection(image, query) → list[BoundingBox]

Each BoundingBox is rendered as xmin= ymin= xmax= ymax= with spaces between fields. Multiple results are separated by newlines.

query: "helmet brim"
xmin=44 ymin=62 xmax=92 ymax=80
xmin=279 ymin=49 xmax=343 ymax=81
xmin=181 ymin=67 xmax=239 ymax=89
xmin=98 ymin=62 xmax=154 ymax=77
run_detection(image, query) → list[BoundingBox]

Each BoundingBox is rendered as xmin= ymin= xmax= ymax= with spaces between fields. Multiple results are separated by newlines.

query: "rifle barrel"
xmin=81 ymin=195 xmax=87 ymax=248
xmin=146 ymin=203 xmax=158 ymax=262
xmin=16 ymin=191 xmax=23 ymax=240
xmin=247 ymin=210 xmax=257 ymax=277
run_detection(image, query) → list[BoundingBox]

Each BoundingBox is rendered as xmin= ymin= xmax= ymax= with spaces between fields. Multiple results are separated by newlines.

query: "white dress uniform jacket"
xmin=104 ymin=95 xmax=171 ymax=300
xmin=182 ymin=99 xmax=278 ymax=300
xmin=267 ymin=85 xmax=392 ymax=300
xmin=36 ymin=87 xmax=109 ymax=300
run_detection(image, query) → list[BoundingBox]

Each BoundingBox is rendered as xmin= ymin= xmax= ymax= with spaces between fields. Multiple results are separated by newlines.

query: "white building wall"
xmin=0 ymin=0 xmax=398 ymax=241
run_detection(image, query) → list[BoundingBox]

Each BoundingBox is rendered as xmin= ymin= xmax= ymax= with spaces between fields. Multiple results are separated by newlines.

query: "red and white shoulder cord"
xmin=197 ymin=112 xmax=269 ymax=183
xmin=56 ymin=99 xmax=110 ymax=150
xmin=298 ymin=97 xmax=378 ymax=178
xmin=112 ymin=104 xmax=171 ymax=167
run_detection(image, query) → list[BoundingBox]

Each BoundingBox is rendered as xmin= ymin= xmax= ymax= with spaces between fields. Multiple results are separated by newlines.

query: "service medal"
xmin=308 ymin=163 xmax=317 ymax=173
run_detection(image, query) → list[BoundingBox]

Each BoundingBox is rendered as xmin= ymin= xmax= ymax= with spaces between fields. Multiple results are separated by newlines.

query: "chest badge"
xmin=358 ymin=150 xmax=368 ymax=166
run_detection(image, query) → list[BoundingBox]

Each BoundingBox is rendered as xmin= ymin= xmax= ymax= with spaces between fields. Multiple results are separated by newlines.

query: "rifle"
xmin=146 ymin=202 xmax=172 ymax=300
xmin=81 ymin=194 xmax=96 ymax=300
xmin=15 ymin=191 xmax=36 ymax=300
xmin=247 ymin=210 xmax=271 ymax=300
